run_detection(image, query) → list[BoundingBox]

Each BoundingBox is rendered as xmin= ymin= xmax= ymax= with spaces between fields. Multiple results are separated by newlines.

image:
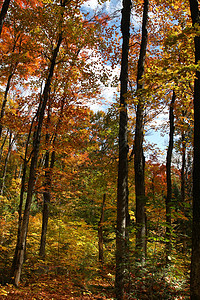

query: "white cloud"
xmin=82 ymin=0 xmax=122 ymax=15
xmin=82 ymin=0 xmax=99 ymax=10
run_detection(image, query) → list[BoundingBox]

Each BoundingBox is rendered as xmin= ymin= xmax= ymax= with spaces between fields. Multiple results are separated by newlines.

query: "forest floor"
xmin=0 ymin=271 xmax=190 ymax=300
xmin=0 ymin=262 xmax=190 ymax=300
xmin=0 ymin=272 xmax=115 ymax=299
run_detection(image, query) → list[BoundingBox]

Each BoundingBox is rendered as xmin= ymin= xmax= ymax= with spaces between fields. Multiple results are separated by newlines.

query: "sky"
xmin=82 ymin=0 xmax=121 ymax=12
xmin=81 ymin=0 xmax=168 ymax=152
xmin=81 ymin=0 xmax=122 ymax=111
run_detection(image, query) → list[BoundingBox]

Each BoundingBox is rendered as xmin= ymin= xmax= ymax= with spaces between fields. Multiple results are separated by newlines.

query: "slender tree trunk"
xmin=181 ymin=133 xmax=186 ymax=204
xmin=181 ymin=132 xmax=187 ymax=253
xmin=0 ymin=129 xmax=8 ymax=163
xmin=189 ymin=1 xmax=200 ymax=298
xmin=39 ymin=98 xmax=64 ymax=258
xmin=134 ymin=0 xmax=148 ymax=263
xmin=0 ymin=131 xmax=13 ymax=195
xmin=98 ymin=194 xmax=106 ymax=264
xmin=10 ymin=114 xmax=36 ymax=278
xmin=0 ymin=0 xmax=11 ymax=36
xmin=39 ymin=104 xmax=51 ymax=258
xmin=165 ymin=91 xmax=175 ymax=263
xmin=0 ymin=73 xmax=14 ymax=139
xmin=39 ymin=150 xmax=55 ymax=258
xmin=115 ymin=0 xmax=131 ymax=298
xmin=10 ymin=32 xmax=63 ymax=286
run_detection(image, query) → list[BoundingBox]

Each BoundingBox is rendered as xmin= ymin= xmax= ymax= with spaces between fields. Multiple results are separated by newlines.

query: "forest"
xmin=0 ymin=0 xmax=199 ymax=299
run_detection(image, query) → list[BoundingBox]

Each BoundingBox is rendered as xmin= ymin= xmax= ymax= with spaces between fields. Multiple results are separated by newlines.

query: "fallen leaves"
xmin=0 ymin=273 xmax=115 ymax=300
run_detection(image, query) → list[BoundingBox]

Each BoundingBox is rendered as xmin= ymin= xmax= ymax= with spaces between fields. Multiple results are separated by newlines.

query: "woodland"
xmin=0 ymin=0 xmax=199 ymax=299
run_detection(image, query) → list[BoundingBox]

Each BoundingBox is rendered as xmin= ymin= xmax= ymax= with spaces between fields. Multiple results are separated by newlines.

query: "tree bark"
xmin=0 ymin=131 xmax=13 ymax=195
xmin=189 ymin=0 xmax=200 ymax=298
xmin=39 ymin=150 xmax=55 ymax=258
xmin=165 ymin=91 xmax=175 ymax=263
xmin=0 ymin=129 xmax=8 ymax=164
xmin=181 ymin=133 xmax=186 ymax=205
xmin=134 ymin=0 xmax=148 ymax=263
xmin=0 ymin=71 xmax=16 ymax=140
xmin=10 ymin=113 xmax=37 ymax=279
xmin=10 ymin=31 xmax=63 ymax=286
xmin=0 ymin=0 xmax=11 ymax=36
xmin=115 ymin=0 xmax=131 ymax=299
xmin=39 ymin=103 xmax=51 ymax=258
xmin=98 ymin=194 xmax=106 ymax=264
xmin=39 ymin=97 xmax=64 ymax=258
xmin=181 ymin=132 xmax=186 ymax=253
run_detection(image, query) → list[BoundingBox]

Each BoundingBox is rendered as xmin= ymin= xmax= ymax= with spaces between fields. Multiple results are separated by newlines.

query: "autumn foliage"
xmin=0 ymin=0 xmax=195 ymax=298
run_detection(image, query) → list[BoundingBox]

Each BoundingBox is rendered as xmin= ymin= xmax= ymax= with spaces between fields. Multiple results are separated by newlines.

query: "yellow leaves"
xmin=0 ymin=195 xmax=9 ymax=205
xmin=171 ymin=2 xmax=181 ymax=10
xmin=42 ymin=0 xmax=53 ymax=4
xmin=129 ymin=210 xmax=136 ymax=222
xmin=0 ymin=245 xmax=8 ymax=252
xmin=0 ymin=286 xmax=8 ymax=296
xmin=45 ymin=216 xmax=98 ymax=271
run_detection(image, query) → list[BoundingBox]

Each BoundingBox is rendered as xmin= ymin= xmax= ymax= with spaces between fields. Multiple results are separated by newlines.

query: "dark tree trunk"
xmin=39 ymin=104 xmax=51 ymax=259
xmin=0 ymin=54 xmax=18 ymax=140
xmin=189 ymin=1 xmax=200 ymax=298
xmin=181 ymin=134 xmax=186 ymax=204
xmin=0 ymin=129 xmax=8 ymax=164
xmin=165 ymin=91 xmax=175 ymax=263
xmin=0 ymin=73 xmax=14 ymax=140
xmin=0 ymin=131 xmax=13 ymax=195
xmin=0 ymin=0 xmax=11 ymax=36
xmin=39 ymin=98 xmax=64 ymax=258
xmin=10 ymin=114 xmax=37 ymax=279
xmin=115 ymin=0 xmax=131 ymax=298
xmin=98 ymin=194 xmax=106 ymax=264
xmin=39 ymin=150 xmax=55 ymax=258
xmin=10 ymin=32 xmax=63 ymax=286
xmin=134 ymin=0 xmax=148 ymax=263
xmin=181 ymin=132 xmax=187 ymax=253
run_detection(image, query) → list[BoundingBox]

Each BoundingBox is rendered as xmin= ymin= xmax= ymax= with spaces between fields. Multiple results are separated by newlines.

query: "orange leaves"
xmin=15 ymin=0 xmax=40 ymax=9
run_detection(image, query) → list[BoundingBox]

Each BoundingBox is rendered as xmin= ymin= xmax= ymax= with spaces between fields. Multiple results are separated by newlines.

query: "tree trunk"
xmin=134 ymin=0 xmax=148 ymax=263
xmin=181 ymin=134 xmax=186 ymax=204
xmin=115 ymin=0 xmax=131 ymax=299
xmin=0 ymin=73 xmax=14 ymax=140
xmin=10 ymin=32 xmax=63 ymax=287
xmin=0 ymin=0 xmax=11 ymax=36
xmin=181 ymin=132 xmax=186 ymax=253
xmin=10 ymin=114 xmax=36 ymax=279
xmin=0 ymin=131 xmax=13 ymax=195
xmin=39 ymin=98 xmax=65 ymax=258
xmin=98 ymin=194 xmax=106 ymax=264
xmin=189 ymin=1 xmax=200 ymax=298
xmin=39 ymin=103 xmax=51 ymax=258
xmin=165 ymin=91 xmax=175 ymax=263
xmin=39 ymin=150 xmax=55 ymax=258
xmin=0 ymin=129 xmax=8 ymax=164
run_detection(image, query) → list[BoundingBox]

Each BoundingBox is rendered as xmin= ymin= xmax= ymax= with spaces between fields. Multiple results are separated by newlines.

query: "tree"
xmin=10 ymin=0 xmax=68 ymax=286
xmin=0 ymin=0 xmax=42 ymax=146
xmin=0 ymin=0 xmax=197 ymax=297
xmin=0 ymin=130 xmax=14 ymax=195
xmin=188 ymin=0 xmax=200 ymax=298
xmin=115 ymin=0 xmax=131 ymax=298
xmin=165 ymin=91 xmax=175 ymax=263
xmin=134 ymin=0 xmax=149 ymax=262
xmin=98 ymin=193 xmax=106 ymax=264
xmin=6 ymin=0 xmax=110 ymax=284
xmin=39 ymin=110 xmax=56 ymax=258
xmin=0 ymin=0 xmax=11 ymax=36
